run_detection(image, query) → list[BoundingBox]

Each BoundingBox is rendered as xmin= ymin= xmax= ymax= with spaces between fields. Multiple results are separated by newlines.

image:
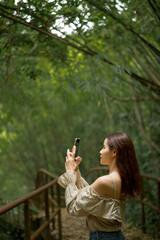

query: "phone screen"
xmin=74 ymin=138 xmax=80 ymax=158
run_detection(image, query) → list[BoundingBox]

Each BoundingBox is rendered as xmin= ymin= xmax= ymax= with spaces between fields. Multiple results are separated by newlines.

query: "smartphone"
xmin=74 ymin=137 xmax=80 ymax=159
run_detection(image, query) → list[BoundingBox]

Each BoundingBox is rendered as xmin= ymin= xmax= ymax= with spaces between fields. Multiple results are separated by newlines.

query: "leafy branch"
xmin=1 ymin=7 xmax=160 ymax=96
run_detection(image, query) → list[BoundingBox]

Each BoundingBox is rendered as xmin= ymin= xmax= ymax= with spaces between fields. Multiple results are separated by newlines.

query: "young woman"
xmin=58 ymin=132 xmax=143 ymax=240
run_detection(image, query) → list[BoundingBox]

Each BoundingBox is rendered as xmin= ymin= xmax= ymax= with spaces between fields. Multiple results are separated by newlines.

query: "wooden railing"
xmin=85 ymin=166 xmax=160 ymax=239
xmin=0 ymin=168 xmax=62 ymax=240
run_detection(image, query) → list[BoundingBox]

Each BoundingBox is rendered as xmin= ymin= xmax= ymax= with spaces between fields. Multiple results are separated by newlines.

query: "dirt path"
xmin=51 ymin=208 xmax=156 ymax=240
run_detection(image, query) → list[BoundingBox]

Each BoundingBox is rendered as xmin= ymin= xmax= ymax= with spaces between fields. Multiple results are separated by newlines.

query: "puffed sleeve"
xmin=57 ymin=170 xmax=76 ymax=189
xmin=75 ymin=168 xmax=89 ymax=189
xmin=57 ymin=170 xmax=89 ymax=216
xmin=57 ymin=168 xmax=89 ymax=189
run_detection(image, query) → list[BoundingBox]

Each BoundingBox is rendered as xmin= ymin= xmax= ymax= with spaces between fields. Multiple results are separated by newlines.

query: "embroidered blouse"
xmin=57 ymin=168 xmax=126 ymax=232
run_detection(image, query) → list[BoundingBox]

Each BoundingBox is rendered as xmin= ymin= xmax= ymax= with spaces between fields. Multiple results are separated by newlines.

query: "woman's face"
xmin=100 ymin=138 xmax=116 ymax=165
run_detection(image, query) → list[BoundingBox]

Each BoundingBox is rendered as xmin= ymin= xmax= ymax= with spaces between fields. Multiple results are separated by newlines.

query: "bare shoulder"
xmin=91 ymin=175 xmax=113 ymax=197
xmin=91 ymin=174 xmax=122 ymax=199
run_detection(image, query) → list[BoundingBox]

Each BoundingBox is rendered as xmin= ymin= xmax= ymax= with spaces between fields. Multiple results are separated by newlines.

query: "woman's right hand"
xmin=74 ymin=156 xmax=82 ymax=170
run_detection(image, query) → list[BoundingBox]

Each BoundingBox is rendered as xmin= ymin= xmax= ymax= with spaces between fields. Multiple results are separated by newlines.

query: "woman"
xmin=58 ymin=132 xmax=143 ymax=240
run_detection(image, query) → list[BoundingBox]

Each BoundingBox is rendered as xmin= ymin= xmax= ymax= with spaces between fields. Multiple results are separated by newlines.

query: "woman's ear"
xmin=113 ymin=149 xmax=116 ymax=157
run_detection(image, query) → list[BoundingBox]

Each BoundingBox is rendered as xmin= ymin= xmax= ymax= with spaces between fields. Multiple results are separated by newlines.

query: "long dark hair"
xmin=107 ymin=132 xmax=143 ymax=198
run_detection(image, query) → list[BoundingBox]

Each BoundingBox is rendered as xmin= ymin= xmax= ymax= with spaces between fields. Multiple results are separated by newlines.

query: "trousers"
xmin=89 ymin=229 xmax=125 ymax=240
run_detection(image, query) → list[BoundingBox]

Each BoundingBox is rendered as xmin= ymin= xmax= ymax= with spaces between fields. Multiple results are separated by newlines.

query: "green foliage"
xmin=0 ymin=0 xmax=159 ymax=238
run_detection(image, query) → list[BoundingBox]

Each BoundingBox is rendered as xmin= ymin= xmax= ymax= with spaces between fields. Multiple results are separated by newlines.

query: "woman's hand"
xmin=74 ymin=156 xmax=82 ymax=170
xmin=65 ymin=146 xmax=82 ymax=172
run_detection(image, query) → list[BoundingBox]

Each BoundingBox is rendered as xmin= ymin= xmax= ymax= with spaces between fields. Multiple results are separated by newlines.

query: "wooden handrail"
xmin=140 ymin=173 xmax=160 ymax=182
xmin=0 ymin=179 xmax=57 ymax=215
xmin=0 ymin=168 xmax=62 ymax=240
xmin=85 ymin=166 xmax=109 ymax=178
xmin=37 ymin=168 xmax=57 ymax=179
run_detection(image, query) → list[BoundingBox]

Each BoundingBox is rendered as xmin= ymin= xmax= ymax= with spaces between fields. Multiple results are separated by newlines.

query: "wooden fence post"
xmin=24 ymin=200 xmax=31 ymax=240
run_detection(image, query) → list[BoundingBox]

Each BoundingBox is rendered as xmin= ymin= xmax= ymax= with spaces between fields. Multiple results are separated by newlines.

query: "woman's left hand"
xmin=65 ymin=146 xmax=77 ymax=172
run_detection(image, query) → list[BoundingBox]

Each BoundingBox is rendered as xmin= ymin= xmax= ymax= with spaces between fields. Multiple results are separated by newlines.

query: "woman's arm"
xmin=75 ymin=168 xmax=89 ymax=189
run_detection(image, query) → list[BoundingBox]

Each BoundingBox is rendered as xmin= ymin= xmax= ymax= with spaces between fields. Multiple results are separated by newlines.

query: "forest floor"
xmin=51 ymin=208 xmax=157 ymax=240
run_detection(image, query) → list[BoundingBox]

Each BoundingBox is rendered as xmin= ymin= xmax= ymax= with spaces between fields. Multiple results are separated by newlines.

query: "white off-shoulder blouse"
xmin=57 ymin=168 xmax=126 ymax=232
